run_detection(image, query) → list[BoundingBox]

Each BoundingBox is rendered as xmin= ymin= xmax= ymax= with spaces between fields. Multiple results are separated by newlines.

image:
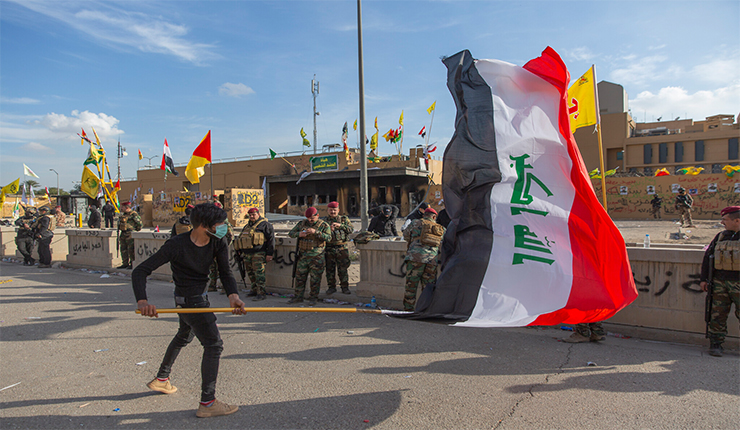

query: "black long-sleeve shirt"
xmin=132 ymin=232 xmax=237 ymax=301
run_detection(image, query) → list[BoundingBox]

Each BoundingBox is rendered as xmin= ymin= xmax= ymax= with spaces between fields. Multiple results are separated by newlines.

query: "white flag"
xmin=23 ymin=164 xmax=40 ymax=178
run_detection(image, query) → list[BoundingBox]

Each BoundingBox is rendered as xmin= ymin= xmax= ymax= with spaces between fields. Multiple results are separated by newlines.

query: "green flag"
xmin=269 ymin=148 xmax=277 ymax=160
xmin=84 ymin=144 xmax=103 ymax=166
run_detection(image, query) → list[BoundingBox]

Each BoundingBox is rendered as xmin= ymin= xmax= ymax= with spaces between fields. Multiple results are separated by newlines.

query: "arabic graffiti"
xmin=632 ymin=271 xmax=703 ymax=296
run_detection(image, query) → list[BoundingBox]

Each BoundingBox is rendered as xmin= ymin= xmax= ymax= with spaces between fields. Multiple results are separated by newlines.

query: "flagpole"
xmin=591 ymin=65 xmax=607 ymax=212
xmin=357 ymin=0 xmax=369 ymax=229
xmin=426 ymin=107 xmax=435 ymax=147
xmin=136 ymin=307 xmax=411 ymax=315
xmin=209 ymin=163 xmax=213 ymax=199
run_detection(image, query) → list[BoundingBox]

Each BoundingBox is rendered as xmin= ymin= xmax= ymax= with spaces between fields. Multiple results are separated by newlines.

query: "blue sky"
xmin=1 ymin=0 xmax=738 ymax=190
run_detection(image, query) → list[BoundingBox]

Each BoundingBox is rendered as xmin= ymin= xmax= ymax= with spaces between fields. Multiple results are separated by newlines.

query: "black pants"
xmin=37 ymin=236 xmax=52 ymax=265
xmin=104 ymin=215 xmax=114 ymax=228
xmin=156 ymin=305 xmax=223 ymax=402
xmin=16 ymin=237 xmax=35 ymax=264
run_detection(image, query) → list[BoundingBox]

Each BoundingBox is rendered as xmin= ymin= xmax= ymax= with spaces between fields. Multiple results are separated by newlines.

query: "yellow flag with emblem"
xmin=568 ymin=66 xmax=599 ymax=133
xmin=1 ymin=178 xmax=20 ymax=195
xmin=80 ymin=166 xmax=101 ymax=199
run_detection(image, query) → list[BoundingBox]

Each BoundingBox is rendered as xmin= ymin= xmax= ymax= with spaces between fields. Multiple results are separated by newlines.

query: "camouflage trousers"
xmin=16 ymin=237 xmax=35 ymax=264
xmin=677 ymin=206 xmax=693 ymax=226
xmin=119 ymin=234 xmax=134 ymax=266
xmin=707 ymin=279 xmax=740 ymax=344
xmin=325 ymin=245 xmax=350 ymax=289
xmin=651 ymin=206 xmax=661 ymax=219
xmin=574 ymin=322 xmax=605 ymax=338
xmin=404 ymin=261 xmax=437 ymax=311
xmin=244 ymin=252 xmax=267 ymax=295
xmin=294 ymin=253 xmax=325 ymax=300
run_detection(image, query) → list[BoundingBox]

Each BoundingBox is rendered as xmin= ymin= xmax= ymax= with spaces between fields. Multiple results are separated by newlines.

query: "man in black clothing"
xmin=15 ymin=206 xmax=37 ymax=266
xmin=102 ymin=201 xmax=116 ymax=228
xmin=32 ymin=206 xmax=55 ymax=268
xmin=87 ymin=204 xmax=102 ymax=229
xmin=402 ymin=202 xmax=428 ymax=231
xmin=133 ymin=203 xmax=246 ymax=418
xmin=368 ymin=205 xmax=398 ymax=237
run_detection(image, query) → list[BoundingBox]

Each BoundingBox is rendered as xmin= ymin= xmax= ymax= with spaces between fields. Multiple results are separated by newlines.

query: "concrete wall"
xmin=355 ymin=239 xmax=411 ymax=308
xmin=1 ymin=227 xmax=69 ymax=263
xmin=592 ymin=173 xmax=740 ymax=219
xmin=131 ymin=231 xmax=173 ymax=277
xmin=1 ymin=226 xmax=17 ymax=257
xmin=66 ymin=229 xmax=121 ymax=268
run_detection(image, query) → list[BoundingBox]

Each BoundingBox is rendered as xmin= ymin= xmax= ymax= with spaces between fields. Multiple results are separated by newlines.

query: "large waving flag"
xmin=722 ymin=165 xmax=740 ymax=177
xmin=412 ymin=48 xmax=636 ymax=327
xmin=1 ymin=178 xmax=20 ymax=196
xmin=184 ymin=131 xmax=212 ymax=184
xmin=300 ymin=128 xmax=311 ymax=147
xmin=161 ymin=138 xmax=179 ymax=176
xmin=568 ymin=66 xmax=599 ymax=133
xmin=81 ymin=166 xmax=102 ymax=199
xmin=84 ymin=143 xmax=103 ymax=166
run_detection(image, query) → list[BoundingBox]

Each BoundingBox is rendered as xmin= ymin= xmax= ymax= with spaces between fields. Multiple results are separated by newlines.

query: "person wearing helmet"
xmin=15 ymin=206 xmax=37 ymax=266
xmin=31 ymin=206 xmax=55 ymax=268
xmin=674 ymin=187 xmax=695 ymax=228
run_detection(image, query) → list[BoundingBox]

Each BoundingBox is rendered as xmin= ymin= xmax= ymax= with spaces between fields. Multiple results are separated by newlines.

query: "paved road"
xmin=1 ymin=262 xmax=738 ymax=429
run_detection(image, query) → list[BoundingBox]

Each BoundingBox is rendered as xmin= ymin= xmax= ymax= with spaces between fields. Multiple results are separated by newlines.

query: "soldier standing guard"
xmin=234 ymin=207 xmax=275 ymax=301
xmin=287 ymin=207 xmax=331 ymax=305
xmin=675 ymin=187 xmax=695 ymax=227
xmin=700 ymin=206 xmax=740 ymax=357
xmin=650 ymin=195 xmax=663 ymax=220
xmin=323 ymin=201 xmax=353 ymax=295
xmin=15 ymin=206 xmax=37 ymax=266
xmin=117 ymin=201 xmax=143 ymax=269
xmin=403 ymin=207 xmax=445 ymax=311
xmin=32 ymin=206 xmax=55 ymax=268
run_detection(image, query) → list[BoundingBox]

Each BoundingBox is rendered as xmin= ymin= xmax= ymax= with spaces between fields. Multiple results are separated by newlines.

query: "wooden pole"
xmin=596 ymin=123 xmax=607 ymax=211
xmin=136 ymin=307 xmax=411 ymax=315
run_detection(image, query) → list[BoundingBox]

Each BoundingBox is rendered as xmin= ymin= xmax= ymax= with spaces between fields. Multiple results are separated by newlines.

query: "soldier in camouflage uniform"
xmin=207 ymin=202 xmax=233 ymax=292
xmin=117 ymin=201 xmax=143 ymax=269
xmin=234 ymin=207 xmax=274 ymax=301
xmin=563 ymin=322 xmax=606 ymax=343
xmin=288 ymin=207 xmax=331 ymax=305
xmin=15 ymin=206 xmax=37 ymax=266
xmin=403 ymin=208 xmax=445 ymax=311
xmin=323 ymin=201 xmax=353 ymax=295
xmin=32 ymin=206 xmax=56 ymax=268
xmin=700 ymin=205 xmax=740 ymax=357
xmin=674 ymin=187 xmax=695 ymax=227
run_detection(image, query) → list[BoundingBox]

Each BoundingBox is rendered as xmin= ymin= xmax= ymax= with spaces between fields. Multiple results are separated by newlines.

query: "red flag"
xmin=418 ymin=126 xmax=426 ymax=137
xmin=115 ymin=178 xmax=121 ymax=190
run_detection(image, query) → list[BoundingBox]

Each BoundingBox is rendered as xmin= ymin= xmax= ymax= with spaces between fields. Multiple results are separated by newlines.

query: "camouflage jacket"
xmin=403 ymin=218 xmax=445 ymax=264
xmin=118 ymin=211 xmax=143 ymax=234
xmin=675 ymin=194 xmax=693 ymax=209
xmin=322 ymin=215 xmax=353 ymax=246
xmin=15 ymin=215 xmax=36 ymax=239
xmin=288 ymin=218 xmax=332 ymax=257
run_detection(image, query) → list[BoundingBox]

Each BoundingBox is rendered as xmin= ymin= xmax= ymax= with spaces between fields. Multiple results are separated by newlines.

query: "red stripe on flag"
xmin=523 ymin=48 xmax=637 ymax=326
xmin=193 ymin=130 xmax=212 ymax=162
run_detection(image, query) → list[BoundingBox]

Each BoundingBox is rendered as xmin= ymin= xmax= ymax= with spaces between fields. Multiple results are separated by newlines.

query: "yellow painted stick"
xmin=136 ymin=307 xmax=411 ymax=315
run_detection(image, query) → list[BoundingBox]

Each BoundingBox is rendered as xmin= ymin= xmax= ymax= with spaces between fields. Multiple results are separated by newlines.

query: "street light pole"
xmin=49 ymin=169 xmax=59 ymax=204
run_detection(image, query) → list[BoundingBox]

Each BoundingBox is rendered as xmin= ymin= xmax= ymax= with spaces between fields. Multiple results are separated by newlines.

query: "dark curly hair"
xmin=190 ymin=203 xmax=227 ymax=229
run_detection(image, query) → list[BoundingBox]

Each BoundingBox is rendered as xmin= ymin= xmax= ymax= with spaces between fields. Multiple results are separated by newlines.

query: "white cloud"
xmin=609 ymin=55 xmax=682 ymax=87
xmin=21 ymin=141 xmax=52 ymax=152
xmin=1 ymin=97 xmax=41 ymax=104
xmin=0 ymin=110 xmax=124 ymax=145
xmin=629 ymin=84 xmax=740 ymax=122
xmin=12 ymin=0 xmax=218 ymax=65
xmin=563 ymin=47 xmax=596 ymax=62
xmin=691 ymin=56 xmax=740 ymax=85
xmin=218 ymin=82 xmax=255 ymax=97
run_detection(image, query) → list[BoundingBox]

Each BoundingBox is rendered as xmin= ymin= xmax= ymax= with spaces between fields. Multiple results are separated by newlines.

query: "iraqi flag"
xmin=412 ymin=48 xmax=637 ymax=327
xmin=161 ymin=138 xmax=179 ymax=176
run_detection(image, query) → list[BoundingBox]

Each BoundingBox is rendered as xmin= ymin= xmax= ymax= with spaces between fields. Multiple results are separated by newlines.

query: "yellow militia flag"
xmin=91 ymin=127 xmax=102 ymax=145
xmin=370 ymin=131 xmax=378 ymax=151
xmin=300 ymin=127 xmax=307 ymax=138
xmin=568 ymin=66 xmax=599 ymax=133
xmin=353 ymin=119 xmax=357 ymax=131
xmin=185 ymin=131 xmax=212 ymax=184
xmin=374 ymin=117 xmax=377 ymax=129
xmin=427 ymin=101 xmax=436 ymax=114
xmin=81 ymin=166 xmax=101 ymax=199
xmin=399 ymin=111 xmax=404 ymax=126
xmin=1 ymin=178 xmax=20 ymax=195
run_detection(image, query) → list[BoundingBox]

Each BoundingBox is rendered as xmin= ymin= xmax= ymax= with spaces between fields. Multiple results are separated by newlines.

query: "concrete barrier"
xmin=131 ymin=231 xmax=172 ymax=277
xmin=354 ymin=238 xmax=408 ymax=308
xmin=1 ymin=226 xmax=17 ymax=257
xmin=66 ymin=229 xmax=121 ymax=269
xmin=2 ymin=227 xmax=69 ymax=263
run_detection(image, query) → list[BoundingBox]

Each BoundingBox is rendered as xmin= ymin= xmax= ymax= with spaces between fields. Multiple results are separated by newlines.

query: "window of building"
xmin=659 ymin=143 xmax=667 ymax=163
xmin=712 ymin=164 xmax=722 ymax=174
xmin=729 ymin=138 xmax=739 ymax=160
xmin=297 ymin=195 xmax=305 ymax=206
xmin=316 ymin=195 xmax=327 ymax=204
xmin=306 ymin=195 xmax=314 ymax=206
xmin=394 ymin=186 xmax=402 ymax=204
xmin=378 ymin=186 xmax=387 ymax=204
xmin=675 ymin=142 xmax=683 ymax=162
xmin=616 ymin=151 xmax=623 ymax=160
xmin=290 ymin=196 xmax=298 ymax=206
xmin=643 ymin=144 xmax=652 ymax=164
xmin=695 ymin=140 xmax=705 ymax=161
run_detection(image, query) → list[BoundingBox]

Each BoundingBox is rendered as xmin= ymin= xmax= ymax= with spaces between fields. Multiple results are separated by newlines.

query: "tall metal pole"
xmin=49 ymin=169 xmax=59 ymax=204
xmin=357 ymin=0 xmax=368 ymax=229
xmin=312 ymin=76 xmax=319 ymax=155
xmin=117 ymin=138 xmax=122 ymax=182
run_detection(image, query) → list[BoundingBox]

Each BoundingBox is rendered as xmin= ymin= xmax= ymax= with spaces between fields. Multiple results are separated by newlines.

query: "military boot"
xmin=708 ymin=343 xmax=723 ymax=357
xmin=563 ymin=333 xmax=591 ymax=343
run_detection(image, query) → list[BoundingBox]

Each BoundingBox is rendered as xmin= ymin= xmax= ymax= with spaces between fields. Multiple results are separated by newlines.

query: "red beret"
xmin=305 ymin=207 xmax=318 ymax=217
xmin=186 ymin=204 xmax=195 ymax=209
xmin=424 ymin=207 xmax=438 ymax=215
xmin=213 ymin=201 xmax=223 ymax=208
xmin=327 ymin=201 xmax=339 ymax=208
xmin=248 ymin=207 xmax=259 ymax=214
xmin=121 ymin=201 xmax=131 ymax=206
xmin=720 ymin=206 xmax=740 ymax=216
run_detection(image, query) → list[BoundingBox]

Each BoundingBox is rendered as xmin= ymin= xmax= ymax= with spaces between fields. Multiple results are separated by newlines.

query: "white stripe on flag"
xmin=456 ymin=59 xmax=575 ymax=327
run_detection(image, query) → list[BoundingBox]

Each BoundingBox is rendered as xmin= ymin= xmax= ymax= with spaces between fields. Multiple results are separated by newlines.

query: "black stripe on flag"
xmin=410 ymin=50 xmax=501 ymax=322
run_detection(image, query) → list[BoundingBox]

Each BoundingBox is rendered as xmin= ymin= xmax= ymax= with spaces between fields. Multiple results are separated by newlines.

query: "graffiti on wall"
xmin=593 ymin=174 xmax=740 ymax=219
xmin=225 ymin=188 xmax=264 ymax=228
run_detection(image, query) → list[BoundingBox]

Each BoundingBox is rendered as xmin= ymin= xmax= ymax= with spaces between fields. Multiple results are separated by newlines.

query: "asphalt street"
xmin=0 ymin=261 xmax=738 ymax=429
